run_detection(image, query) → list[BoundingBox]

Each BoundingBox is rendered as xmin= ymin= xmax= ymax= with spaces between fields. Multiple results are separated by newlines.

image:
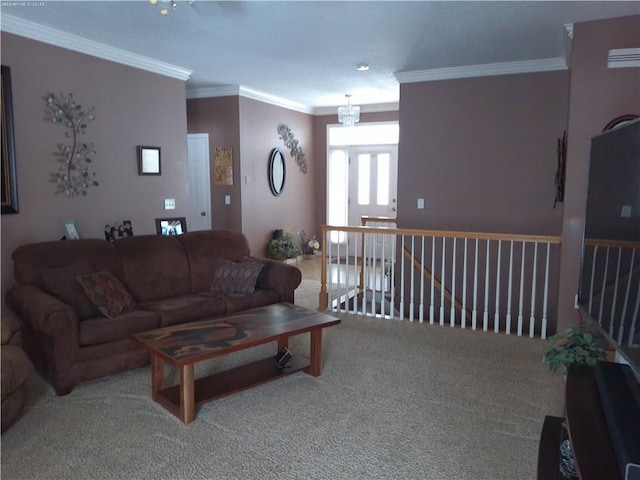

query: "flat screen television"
xmin=578 ymin=117 xmax=640 ymax=377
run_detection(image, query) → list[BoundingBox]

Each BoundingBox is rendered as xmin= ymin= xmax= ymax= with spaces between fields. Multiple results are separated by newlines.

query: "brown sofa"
xmin=1 ymin=314 xmax=33 ymax=432
xmin=6 ymin=230 xmax=302 ymax=396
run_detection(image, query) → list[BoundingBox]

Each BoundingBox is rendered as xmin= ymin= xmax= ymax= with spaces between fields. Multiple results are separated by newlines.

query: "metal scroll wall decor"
xmin=277 ymin=123 xmax=307 ymax=174
xmin=44 ymin=92 xmax=98 ymax=197
xmin=553 ymin=131 xmax=567 ymax=209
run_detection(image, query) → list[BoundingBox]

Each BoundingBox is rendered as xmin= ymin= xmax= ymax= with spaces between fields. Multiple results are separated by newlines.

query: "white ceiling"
xmin=2 ymin=1 xmax=639 ymax=113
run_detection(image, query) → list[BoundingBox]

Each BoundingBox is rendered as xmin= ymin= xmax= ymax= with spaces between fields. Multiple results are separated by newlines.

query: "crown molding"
xmin=608 ymin=48 xmax=640 ymax=69
xmin=395 ymin=57 xmax=568 ymax=84
xmin=1 ymin=14 xmax=192 ymax=81
xmin=186 ymin=85 xmax=314 ymax=114
xmin=314 ymin=102 xmax=399 ymax=116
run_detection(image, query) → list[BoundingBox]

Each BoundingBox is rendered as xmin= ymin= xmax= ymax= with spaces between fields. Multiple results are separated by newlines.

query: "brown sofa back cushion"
xmin=177 ymin=230 xmax=251 ymax=293
xmin=12 ymin=239 xmax=122 ymax=287
xmin=114 ymin=235 xmax=191 ymax=302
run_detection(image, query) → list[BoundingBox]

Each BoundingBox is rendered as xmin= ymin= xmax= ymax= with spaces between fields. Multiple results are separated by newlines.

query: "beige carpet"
xmin=1 ymin=265 xmax=565 ymax=479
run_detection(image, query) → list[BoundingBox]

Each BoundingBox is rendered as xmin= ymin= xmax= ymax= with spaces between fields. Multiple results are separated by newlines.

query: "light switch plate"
xmin=621 ymin=205 xmax=632 ymax=217
xmin=224 ymin=195 xmax=231 ymax=205
xmin=417 ymin=198 xmax=424 ymax=209
xmin=164 ymin=198 xmax=176 ymax=210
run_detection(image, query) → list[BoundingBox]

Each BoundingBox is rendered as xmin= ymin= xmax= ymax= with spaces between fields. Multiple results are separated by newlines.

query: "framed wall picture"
xmin=155 ymin=217 xmax=187 ymax=236
xmin=1 ymin=65 xmax=18 ymax=214
xmin=61 ymin=219 xmax=82 ymax=240
xmin=137 ymin=146 xmax=161 ymax=175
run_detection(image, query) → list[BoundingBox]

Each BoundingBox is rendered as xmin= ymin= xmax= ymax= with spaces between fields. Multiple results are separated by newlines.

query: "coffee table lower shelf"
xmin=153 ymin=356 xmax=309 ymax=419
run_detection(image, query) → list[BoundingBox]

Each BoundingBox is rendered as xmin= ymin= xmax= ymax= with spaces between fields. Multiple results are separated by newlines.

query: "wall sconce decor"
xmin=44 ymin=91 xmax=98 ymax=197
xmin=137 ymin=146 xmax=161 ymax=175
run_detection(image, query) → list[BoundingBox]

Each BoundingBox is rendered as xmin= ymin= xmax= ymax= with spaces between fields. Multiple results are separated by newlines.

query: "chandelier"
xmin=338 ymin=94 xmax=360 ymax=127
xmin=150 ymin=0 xmax=177 ymax=15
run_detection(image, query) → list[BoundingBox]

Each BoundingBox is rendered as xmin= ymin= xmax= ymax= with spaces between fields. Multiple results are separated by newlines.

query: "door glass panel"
xmin=328 ymin=149 xmax=348 ymax=243
xmin=358 ymin=154 xmax=371 ymax=205
xmin=377 ymin=153 xmax=390 ymax=205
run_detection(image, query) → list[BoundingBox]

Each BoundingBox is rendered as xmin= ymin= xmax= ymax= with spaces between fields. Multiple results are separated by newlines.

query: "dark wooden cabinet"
xmin=538 ymin=365 xmax=622 ymax=480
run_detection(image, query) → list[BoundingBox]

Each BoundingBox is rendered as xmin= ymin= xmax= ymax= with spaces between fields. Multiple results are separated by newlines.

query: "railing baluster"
xmin=506 ymin=241 xmax=514 ymax=335
xmin=440 ymin=237 xmax=446 ymax=326
xmin=399 ymin=235 xmax=405 ymax=321
xmin=472 ymin=238 xmax=478 ymax=330
xmin=588 ymin=246 xmax=598 ymax=314
xmin=541 ymin=242 xmax=550 ymax=340
xmin=380 ymin=233 xmax=386 ymax=319
xmin=430 ymin=236 xmax=435 ymax=325
xmin=494 ymin=240 xmax=502 ymax=333
xmin=419 ymin=236 xmax=425 ymax=323
xmin=370 ymin=232 xmax=376 ymax=317
xmin=529 ymin=242 xmax=538 ymax=338
xmin=630 ymin=280 xmax=640 ymax=347
xmin=390 ymin=233 xmax=396 ymax=320
xmin=599 ymin=247 xmax=610 ymax=329
xmin=410 ymin=235 xmax=415 ymax=322
xmin=517 ymin=242 xmax=526 ymax=337
xmin=617 ymin=249 xmax=635 ymax=345
xmin=361 ymin=232 xmax=367 ymax=315
xmin=609 ymin=247 xmax=622 ymax=338
xmin=462 ymin=238 xmax=468 ymax=329
xmin=352 ymin=232 xmax=358 ymax=315
xmin=450 ymin=237 xmax=457 ymax=327
xmin=483 ymin=239 xmax=490 ymax=332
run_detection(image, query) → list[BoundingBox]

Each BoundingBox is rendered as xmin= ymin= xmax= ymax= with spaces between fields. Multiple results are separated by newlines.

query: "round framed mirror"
xmin=268 ymin=148 xmax=286 ymax=196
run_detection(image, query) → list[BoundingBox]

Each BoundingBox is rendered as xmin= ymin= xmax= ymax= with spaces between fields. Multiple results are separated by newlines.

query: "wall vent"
xmin=607 ymin=48 xmax=640 ymax=69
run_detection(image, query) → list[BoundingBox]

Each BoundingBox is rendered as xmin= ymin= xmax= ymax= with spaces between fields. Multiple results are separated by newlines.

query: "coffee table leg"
xmin=277 ymin=336 xmax=288 ymax=352
xmin=179 ymin=364 xmax=195 ymax=424
xmin=151 ymin=355 xmax=165 ymax=400
xmin=308 ymin=329 xmax=323 ymax=377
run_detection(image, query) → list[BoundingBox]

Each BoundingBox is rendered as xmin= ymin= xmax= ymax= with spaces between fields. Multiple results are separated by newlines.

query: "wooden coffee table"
xmin=132 ymin=302 xmax=340 ymax=424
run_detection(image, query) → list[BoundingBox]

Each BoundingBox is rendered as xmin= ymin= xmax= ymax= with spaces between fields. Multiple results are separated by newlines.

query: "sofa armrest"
xmin=6 ymin=284 xmax=79 ymax=341
xmin=252 ymin=258 xmax=302 ymax=303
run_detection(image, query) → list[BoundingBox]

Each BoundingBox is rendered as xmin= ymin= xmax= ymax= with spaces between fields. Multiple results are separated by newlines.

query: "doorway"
xmin=187 ymin=133 xmax=212 ymax=232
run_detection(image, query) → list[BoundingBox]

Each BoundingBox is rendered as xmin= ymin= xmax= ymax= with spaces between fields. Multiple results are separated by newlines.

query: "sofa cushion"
xmin=177 ymin=230 xmax=251 ymax=293
xmin=211 ymin=259 xmax=264 ymax=294
xmin=78 ymin=310 xmax=160 ymax=346
xmin=115 ymin=235 xmax=191 ymax=301
xmin=223 ymin=289 xmax=281 ymax=314
xmin=39 ymin=265 xmax=101 ymax=320
xmin=1 ymin=345 xmax=32 ymax=402
xmin=77 ymin=271 xmax=137 ymax=318
xmin=139 ymin=294 xmax=228 ymax=328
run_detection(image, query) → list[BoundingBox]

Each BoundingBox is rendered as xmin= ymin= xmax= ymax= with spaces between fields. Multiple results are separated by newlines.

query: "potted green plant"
xmin=267 ymin=231 xmax=302 ymax=260
xmin=542 ymin=323 xmax=607 ymax=378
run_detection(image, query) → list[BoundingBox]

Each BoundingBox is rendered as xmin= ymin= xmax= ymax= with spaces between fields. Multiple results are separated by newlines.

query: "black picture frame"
xmin=155 ymin=217 xmax=187 ymax=236
xmin=1 ymin=65 xmax=18 ymax=214
xmin=137 ymin=145 xmax=161 ymax=175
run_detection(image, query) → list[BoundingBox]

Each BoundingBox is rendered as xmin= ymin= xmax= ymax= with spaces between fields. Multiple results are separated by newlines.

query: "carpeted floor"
xmin=1 ymin=257 xmax=565 ymax=479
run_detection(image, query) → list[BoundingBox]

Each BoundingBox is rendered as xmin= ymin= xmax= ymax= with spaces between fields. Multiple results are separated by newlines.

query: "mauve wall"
xmin=186 ymin=96 xmax=242 ymax=231
xmin=397 ymin=70 xmax=569 ymax=234
xmin=1 ymin=33 xmax=188 ymax=313
xmin=238 ymin=97 xmax=315 ymax=256
xmin=557 ymin=15 xmax=640 ymax=331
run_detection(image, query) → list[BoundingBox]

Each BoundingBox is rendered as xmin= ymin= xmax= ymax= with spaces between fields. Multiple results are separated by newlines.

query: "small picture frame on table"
xmin=61 ymin=219 xmax=82 ymax=240
xmin=137 ymin=146 xmax=161 ymax=175
xmin=155 ymin=217 xmax=187 ymax=236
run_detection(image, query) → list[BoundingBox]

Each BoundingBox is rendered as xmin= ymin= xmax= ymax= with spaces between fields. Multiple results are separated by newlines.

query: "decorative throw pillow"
xmin=210 ymin=259 xmax=264 ymax=294
xmin=240 ymin=256 xmax=269 ymax=289
xmin=39 ymin=264 xmax=101 ymax=320
xmin=76 ymin=271 xmax=136 ymax=318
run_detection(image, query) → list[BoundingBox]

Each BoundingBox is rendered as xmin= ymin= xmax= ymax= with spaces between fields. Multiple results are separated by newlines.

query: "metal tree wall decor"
xmin=44 ymin=92 xmax=98 ymax=197
xmin=277 ymin=123 xmax=307 ymax=174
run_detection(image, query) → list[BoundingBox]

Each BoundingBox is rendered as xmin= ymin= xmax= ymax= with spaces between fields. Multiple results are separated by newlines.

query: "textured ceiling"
xmin=2 ymin=1 xmax=639 ymax=110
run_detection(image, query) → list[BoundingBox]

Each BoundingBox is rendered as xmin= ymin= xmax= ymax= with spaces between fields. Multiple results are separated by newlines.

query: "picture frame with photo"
xmin=155 ymin=217 xmax=187 ymax=236
xmin=104 ymin=220 xmax=134 ymax=242
xmin=61 ymin=219 xmax=82 ymax=240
